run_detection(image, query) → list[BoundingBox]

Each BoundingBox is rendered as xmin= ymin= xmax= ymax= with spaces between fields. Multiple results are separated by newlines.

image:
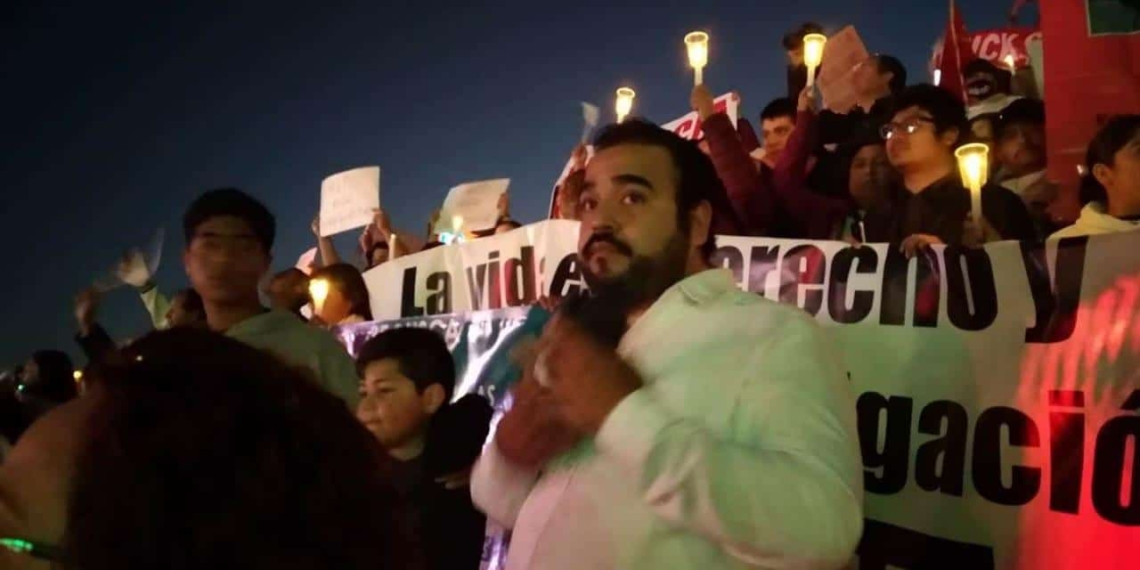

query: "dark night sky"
xmin=0 ymin=0 xmax=1025 ymax=367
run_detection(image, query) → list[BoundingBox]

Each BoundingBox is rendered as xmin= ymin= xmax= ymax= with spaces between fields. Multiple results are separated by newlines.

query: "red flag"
xmin=935 ymin=0 xmax=972 ymax=103
xmin=1042 ymin=0 xmax=1140 ymax=221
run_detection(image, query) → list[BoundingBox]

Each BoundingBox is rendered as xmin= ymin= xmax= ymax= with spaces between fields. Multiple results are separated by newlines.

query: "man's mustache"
xmin=582 ymin=233 xmax=633 ymax=257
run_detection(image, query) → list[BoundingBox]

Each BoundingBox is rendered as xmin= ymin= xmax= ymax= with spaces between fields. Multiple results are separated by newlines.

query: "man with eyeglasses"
xmin=181 ymin=188 xmax=359 ymax=406
xmin=864 ymin=84 xmax=1036 ymax=254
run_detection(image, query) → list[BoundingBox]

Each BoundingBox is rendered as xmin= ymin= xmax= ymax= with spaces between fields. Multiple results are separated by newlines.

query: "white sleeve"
xmin=138 ymin=285 xmax=171 ymax=330
xmin=594 ymin=316 xmax=863 ymax=570
xmin=470 ymin=440 xmax=541 ymax=529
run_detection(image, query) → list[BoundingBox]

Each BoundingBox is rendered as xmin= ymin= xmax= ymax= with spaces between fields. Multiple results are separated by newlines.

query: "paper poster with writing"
xmin=434 ymin=178 xmax=510 ymax=234
xmin=817 ymin=26 xmax=871 ymax=114
xmin=320 ymin=166 xmax=381 ymax=237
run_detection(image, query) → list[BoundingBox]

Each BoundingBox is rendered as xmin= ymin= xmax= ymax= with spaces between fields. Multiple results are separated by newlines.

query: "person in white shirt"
xmin=471 ymin=119 xmax=863 ymax=569
xmin=1052 ymin=114 xmax=1140 ymax=239
xmin=180 ymin=188 xmax=359 ymax=407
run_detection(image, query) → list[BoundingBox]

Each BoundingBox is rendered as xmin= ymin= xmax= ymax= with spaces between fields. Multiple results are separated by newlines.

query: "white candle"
xmin=803 ymin=33 xmax=827 ymax=88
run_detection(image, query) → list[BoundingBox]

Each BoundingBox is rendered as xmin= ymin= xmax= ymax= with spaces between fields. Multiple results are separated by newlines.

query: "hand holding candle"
xmin=802 ymin=33 xmax=827 ymax=88
xmin=615 ymin=87 xmax=636 ymax=123
xmin=684 ymin=31 xmax=709 ymax=86
xmin=955 ymin=143 xmax=990 ymax=228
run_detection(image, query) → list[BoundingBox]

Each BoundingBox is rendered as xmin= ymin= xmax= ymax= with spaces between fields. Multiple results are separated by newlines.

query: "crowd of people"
xmin=1 ymin=16 xmax=1139 ymax=570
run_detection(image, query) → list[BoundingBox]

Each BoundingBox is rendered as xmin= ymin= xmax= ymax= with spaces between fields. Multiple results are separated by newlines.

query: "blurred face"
xmin=166 ymin=292 xmax=202 ymax=328
xmin=761 ymin=116 xmax=796 ymax=162
xmin=19 ymin=359 xmax=39 ymax=384
xmin=577 ymin=144 xmax=706 ymax=299
xmin=996 ymin=122 xmax=1046 ymax=177
xmin=369 ymin=246 xmax=389 ymax=268
xmin=356 ymin=359 xmax=439 ymax=450
xmin=852 ymin=57 xmax=889 ymax=98
xmin=849 ymin=144 xmax=892 ymax=209
xmin=787 ymin=46 xmax=805 ymax=66
xmin=264 ymin=273 xmax=308 ymax=313
xmin=1093 ymin=134 xmax=1140 ymax=213
xmin=885 ymin=105 xmax=957 ymax=172
xmin=183 ymin=216 xmax=269 ymax=305
xmin=316 ymin=284 xmax=352 ymax=325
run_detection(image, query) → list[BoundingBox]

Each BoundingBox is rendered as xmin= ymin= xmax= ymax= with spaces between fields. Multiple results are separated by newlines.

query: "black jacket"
xmin=407 ymin=394 xmax=493 ymax=570
xmin=864 ymin=176 xmax=1038 ymax=244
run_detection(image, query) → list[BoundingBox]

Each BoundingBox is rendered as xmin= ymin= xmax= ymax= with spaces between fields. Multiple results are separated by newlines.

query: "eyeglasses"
xmin=880 ymin=117 xmax=935 ymax=140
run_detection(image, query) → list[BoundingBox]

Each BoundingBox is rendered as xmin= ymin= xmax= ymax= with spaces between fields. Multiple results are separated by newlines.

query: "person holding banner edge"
xmin=471 ymin=119 xmax=862 ymax=569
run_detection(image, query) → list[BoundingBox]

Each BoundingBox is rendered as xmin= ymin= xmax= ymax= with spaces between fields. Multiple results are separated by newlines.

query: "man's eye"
xmin=622 ymin=193 xmax=646 ymax=205
xmin=579 ymin=197 xmax=598 ymax=211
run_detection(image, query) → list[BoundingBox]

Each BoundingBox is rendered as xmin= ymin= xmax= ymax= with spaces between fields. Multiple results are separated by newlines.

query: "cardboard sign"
xmin=817 ymin=26 xmax=871 ymax=114
xmin=320 ymin=166 xmax=381 ymax=237
xmin=434 ymin=178 xmax=510 ymax=234
xmin=660 ymin=92 xmax=739 ymax=141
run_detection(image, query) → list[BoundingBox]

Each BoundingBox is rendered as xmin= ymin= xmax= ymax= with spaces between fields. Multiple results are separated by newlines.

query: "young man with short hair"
xmin=868 ymin=84 xmax=1036 ymax=251
xmin=356 ymin=327 xmax=492 ymax=570
xmin=182 ymin=188 xmax=358 ymax=405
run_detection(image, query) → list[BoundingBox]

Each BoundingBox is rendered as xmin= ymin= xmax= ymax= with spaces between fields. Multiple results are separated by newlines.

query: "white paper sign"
xmin=320 ymin=166 xmax=381 ymax=237
xmin=660 ymin=92 xmax=739 ymax=141
xmin=434 ymin=178 xmax=510 ymax=234
xmin=295 ymin=247 xmax=318 ymax=275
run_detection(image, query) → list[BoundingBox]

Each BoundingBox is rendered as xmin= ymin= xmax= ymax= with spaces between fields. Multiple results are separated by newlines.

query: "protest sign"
xmin=433 ymin=179 xmax=510 ymax=235
xmin=295 ymin=247 xmax=318 ymax=275
xmin=930 ymin=27 xmax=1043 ymax=72
xmin=319 ymin=166 xmax=381 ymax=237
xmin=659 ymin=92 xmax=739 ymax=140
xmin=93 ymin=227 xmax=165 ymax=292
xmin=360 ymin=220 xmax=1140 ymax=569
xmin=817 ymin=26 xmax=870 ymax=114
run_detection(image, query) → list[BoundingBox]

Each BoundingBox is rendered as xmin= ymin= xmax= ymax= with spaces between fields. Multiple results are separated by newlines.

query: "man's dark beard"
xmin=563 ymin=230 xmax=689 ymax=348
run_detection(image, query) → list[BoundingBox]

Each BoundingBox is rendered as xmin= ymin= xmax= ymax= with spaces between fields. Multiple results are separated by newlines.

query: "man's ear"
xmin=422 ymin=384 xmax=447 ymax=415
xmin=689 ymin=200 xmax=713 ymax=251
xmin=941 ymin=126 xmax=961 ymax=149
xmin=1092 ymin=163 xmax=1114 ymax=190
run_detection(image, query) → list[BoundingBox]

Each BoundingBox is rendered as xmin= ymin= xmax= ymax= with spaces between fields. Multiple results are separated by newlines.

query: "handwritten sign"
xmin=320 ymin=166 xmax=380 ymax=237
xmin=660 ymin=92 xmax=739 ymax=141
xmin=817 ymin=26 xmax=871 ymax=114
xmin=434 ymin=178 xmax=510 ymax=234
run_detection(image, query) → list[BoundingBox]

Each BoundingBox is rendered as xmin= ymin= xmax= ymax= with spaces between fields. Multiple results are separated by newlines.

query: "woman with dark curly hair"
xmin=0 ymin=328 xmax=418 ymax=570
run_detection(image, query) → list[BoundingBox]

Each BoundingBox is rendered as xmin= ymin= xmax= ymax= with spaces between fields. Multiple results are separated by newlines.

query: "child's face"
xmin=356 ymin=358 xmax=434 ymax=450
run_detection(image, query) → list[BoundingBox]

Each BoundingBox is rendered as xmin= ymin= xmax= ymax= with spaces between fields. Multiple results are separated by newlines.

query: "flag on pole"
xmin=935 ymin=0 xmax=973 ymax=104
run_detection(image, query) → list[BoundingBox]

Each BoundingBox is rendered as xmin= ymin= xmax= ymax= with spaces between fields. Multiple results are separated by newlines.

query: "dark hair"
xmin=890 ymin=84 xmax=969 ymax=146
xmin=310 ymin=263 xmax=372 ymax=321
xmin=25 ymin=350 xmax=76 ymax=403
xmin=761 ymin=97 xmax=797 ymax=123
xmin=183 ymin=188 xmax=276 ymax=253
xmin=994 ymin=98 xmax=1045 ymax=137
xmin=268 ymin=269 xmax=310 ymax=313
xmin=1080 ymin=114 xmax=1140 ymax=206
xmin=782 ymin=22 xmax=824 ymax=50
xmin=496 ymin=218 xmax=523 ymax=231
xmin=355 ymin=328 xmax=456 ymax=402
xmin=592 ymin=119 xmax=728 ymax=259
xmin=873 ymin=54 xmax=908 ymax=94
xmin=173 ymin=288 xmax=205 ymax=320
xmin=67 ymin=329 xmax=412 ymax=569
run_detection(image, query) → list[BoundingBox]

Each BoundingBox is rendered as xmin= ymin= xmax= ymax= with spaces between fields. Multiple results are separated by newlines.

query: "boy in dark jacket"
xmin=356 ymin=328 xmax=492 ymax=570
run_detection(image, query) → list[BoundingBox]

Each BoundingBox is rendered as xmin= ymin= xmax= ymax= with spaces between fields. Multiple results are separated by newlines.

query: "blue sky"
xmin=0 ymin=0 xmax=1029 ymax=367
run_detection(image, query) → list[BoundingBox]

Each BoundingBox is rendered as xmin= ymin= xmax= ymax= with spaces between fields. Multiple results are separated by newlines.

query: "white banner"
xmin=363 ymin=220 xmax=1140 ymax=568
xmin=660 ymin=92 xmax=740 ymax=141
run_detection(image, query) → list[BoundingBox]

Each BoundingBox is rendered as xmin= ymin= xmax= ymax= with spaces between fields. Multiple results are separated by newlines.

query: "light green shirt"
xmin=225 ymin=310 xmax=360 ymax=408
xmin=472 ymin=269 xmax=863 ymax=569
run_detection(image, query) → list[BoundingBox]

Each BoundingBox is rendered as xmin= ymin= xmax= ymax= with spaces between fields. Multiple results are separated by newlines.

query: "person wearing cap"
xmin=964 ymin=59 xmax=1022 ymax=151
xmin=993 ymin=98 xmax=1058 ymax=237
xmin=1051 ymin=115 xmax=1140 ymax=239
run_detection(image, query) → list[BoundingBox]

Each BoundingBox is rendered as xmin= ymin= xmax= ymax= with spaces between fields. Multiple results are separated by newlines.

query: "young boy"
xmin=355 ymin=328 xmax=492 ymax=570
xmin=182 ymin=188 xmax=358 ymax=406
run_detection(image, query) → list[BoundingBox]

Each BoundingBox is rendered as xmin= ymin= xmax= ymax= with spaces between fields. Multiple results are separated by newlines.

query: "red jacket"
xmin=703 ymin=111 xmax=850 ymax=239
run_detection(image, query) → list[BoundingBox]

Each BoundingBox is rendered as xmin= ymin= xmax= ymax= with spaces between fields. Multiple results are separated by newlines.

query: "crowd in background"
xmin=1 ymin=14 xmax=1139 ymax=570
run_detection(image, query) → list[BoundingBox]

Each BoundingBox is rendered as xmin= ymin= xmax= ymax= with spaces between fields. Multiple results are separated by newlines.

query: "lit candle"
xmin=955 ymin=143 xmax=990 ymax=227
xmin=684 ymin=31 xmax=709 ymax=86
xmin=1003 ymin=54 xmax=1016 ymax=74
xmin=803 ymin=33 xmax=827 ymax=88
xmin=933 ymin=68 xmax=943 ymax=86
xmin=73 ymin=370 xmax=83 ymax=382
xmin=615 ymin=87 xmax=636 ymax=123
xmin=309 ymin=278 xmax=330 ymax=315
